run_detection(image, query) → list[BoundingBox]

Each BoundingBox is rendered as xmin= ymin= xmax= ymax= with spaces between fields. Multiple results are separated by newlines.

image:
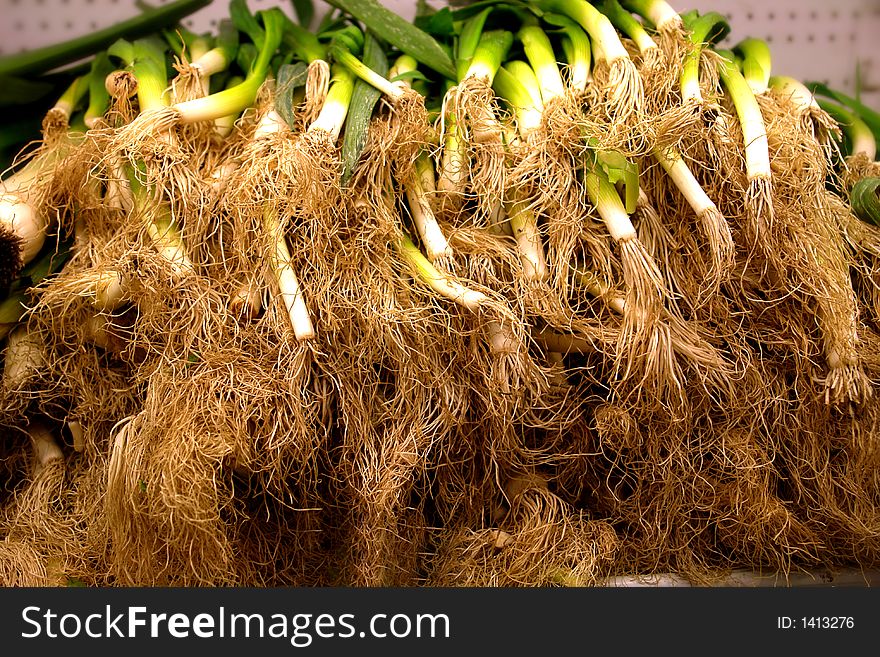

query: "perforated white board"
xmin=2 ymin=0 xmax=879 ymax=108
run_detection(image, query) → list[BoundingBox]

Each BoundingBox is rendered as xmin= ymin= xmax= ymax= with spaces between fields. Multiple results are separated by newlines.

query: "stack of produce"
xmin=1 ymin=0 xmax=879 ymax=587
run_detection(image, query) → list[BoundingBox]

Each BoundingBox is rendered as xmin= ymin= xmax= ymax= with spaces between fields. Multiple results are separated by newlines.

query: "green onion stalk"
xmin=41 ymin=74 xmax=89 ymax=140
xmin=0 ymin=79 xmax=89 ymax=288
xmin=434 ymin=6 xmax=491 ymax=209
xmin=583 ymin=165 xmax=674 ymax=391
xmin=220 ymin=91 xmax=324 ymax=325
xmin=652 ymin=145 xmax=733 ymax=291
xmin=111 ymin=8 xmax=284 ymax=164
xmin=677 ymin=10 xmax=728 ymax=129
xmin=84 ymin=52 xmax=117 ymax=129
xmin=715 ymin=48 xmax=775 ymax=250
xmin=439 ymin=21 xmax=513 ymax=221
xmin=733 ymin=38 xmax=771 ymax=97
xmin=492 ymin=60 xmax=583 ymax=305
xmin=385 ymin=54 xmax=453 ymax=278
xmin=174 ymin=19 xmax=239 ymax=101
xmin=403 ymin=143 xmax=459 ymax=276
xmin=501 ymin=20 xmax=591 ymax=204
xmin=600 ymin=0 xmax=663 ymax=72
xmin=768 ymin=76 xmax=840 ymax=149
xmin=599 ymin=0 xmax=702 ymax=142
xmin=222 ymin=59 xmax=355 ymax=264
xmin=620 ymin=0 xmax=688 ymax=58
xmin=328 ymin=37 xmax=432 ymax=182
xmin=818 ymin=99 xmax=879 ymax=186
xmin=732 ymin=46 xmax=869 ymax=406
xmin=99 ymin=37 xmax=198 ymax=293
xmin=279 ymin=12 xmax=331 ymax=128
xmin=262 ymin=203 xmax=316 ymax=343
xmin=533 ymin=0 xmax=644 ymax=125
xmin=392 ymin=229 xmax=528 ymax=398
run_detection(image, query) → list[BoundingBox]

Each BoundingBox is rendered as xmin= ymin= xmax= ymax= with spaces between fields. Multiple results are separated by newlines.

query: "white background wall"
xmin=2 ymin=0 xmax=879 ymax=107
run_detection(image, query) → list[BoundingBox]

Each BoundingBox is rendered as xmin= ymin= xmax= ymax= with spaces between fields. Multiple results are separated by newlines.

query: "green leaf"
xmin=323 ymin=0 xmax=456 ymax=80
xmin=230 ymin=0 xmax=265 ymax=49
xmin=340 ymin=30 xmax=387 ymax=186
xmin=851 ymin=177 xmax=880 ymax=226
xmin=808 ymin=81 xmax=880 ymax=143
xmin=0 ymin=75 xmax=56 ymax=107
xmin=389 ymin=69 xmax=430 ymax=84
xmin=0 ymin=0 xmax=211 ymax=78
xmin=274 ymin=61 xmax=310 ymax=128
xmin=291 ymin=0 xmax=315 ymax=28
xmin=596 ymin=151 xmax=639 ymax=213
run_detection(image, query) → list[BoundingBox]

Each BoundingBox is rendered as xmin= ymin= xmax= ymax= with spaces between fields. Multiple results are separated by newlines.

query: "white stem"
xmin=597 ymin=19 xmax=629 ymax=63
xmin=586 ymin=172 xmax=637 ymax=243
xmin=487 ymin=319 xmax=518 ymax=354
xmin=67 ymin=419 xmax=85 ymax=452
xmin=0 ymin=193 xmax=46 ymax=263
xmin=3 ymin=324 xmax=44 ymax=391
xmin=406 ymin=175 xmax=451 ymax=263
xmin=505 ymin=196 xmax=548 ymax=283
xmin=192 ymin=49 xmax=228 ymax=78
xmin=681 ymin=75 xmax=703 ymax=105
xmin=649 ymin=3 xmax=682 ymax=31
xmin=147 ymin=221 xmax=194 ymax=277
xmin=654 ymin=148 xmax=717 ymax=216
xmin=253 ymin=109 xmax=287 ymax=141
xmin=266 ymin=212 xmax=314 ymax=342
xmin=91 ymin=270 xmax=128 ymax=312
xmin=308 ymin=98 xmax=348 ymax=141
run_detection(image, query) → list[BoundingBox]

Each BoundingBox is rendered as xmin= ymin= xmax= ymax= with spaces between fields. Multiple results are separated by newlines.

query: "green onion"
xmin=393 ymin=230 xmax=488 ymax=312
xmin=493 ymin=63 xmax=544 ymax=137
xmin=818 ymin=99 xmax=877 ymax=160
xmin=733 ymin=37 xmax=772 ymax=95
xmin=328 ymin=40 xmax=404 ymax=101
xmin=546 ymin=13 xmax=591 ymax=93
xmin=585 ymin=166 xmax=639 ymax=243
xmin=191 ymin=19 xmax=240 ymax=78
xmin=715 ymin=49 xmax=772 ymax=185
xmin=405 ymin=150 xmax=455 ymax=269
xmin=536 ymin=0 xmax=628 ymax=62
xmin=109 ymin=36 xmax=170 ymax=112
xmin=462 ymin=29 xmax=513 ymax=84
xmin=323 ymin=0 xmax=457 ymax=80
xmin=340 ymin=31 xmax=387 ymax=186
xmin=619 ymin=0 xmax=683 ymax=33
xmin=84 ymin=52 xmax=117 ymax=128
xmin=172 ymin=8 xmax=285 ymax=124
xmin=263 ymin=205 xmax=315 ymax=341
xmin=653 ymin=145 xmax=733 ymax=281
xmin=680 ymin=11 xmax=729 ymax=105
xmin=534 ymin=0 xmax=643 ymax=116
xmin=501 ymin=60 xmax=544 ymax=110
xmin=0 ymin=0 xmax=211 ymax=78
xmin=517 ymin=23 xmax=565 ymax=103
xmin=308 ymin=63 xmax=356 ymax=140
xmin=125 ymin=163 xmax=193 ymax=277
xmin=505 ymin=189 xmax=549 ymax=284
xmin=213 ymin=75 xmax=246 ymax=138
xmin=50 ymin=74 xmax=90 ymax=124
xmin=600 ymin=0 xmax=661 ymax=62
